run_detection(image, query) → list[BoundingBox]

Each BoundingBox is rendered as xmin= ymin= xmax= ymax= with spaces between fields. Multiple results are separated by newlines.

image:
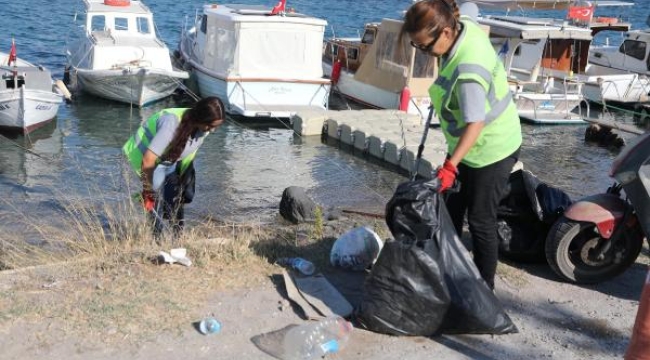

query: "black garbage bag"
xmin=497 ymin=169 xmax=572 ymax=262
xmin=356 ymin=179 xmax=517 ymax=336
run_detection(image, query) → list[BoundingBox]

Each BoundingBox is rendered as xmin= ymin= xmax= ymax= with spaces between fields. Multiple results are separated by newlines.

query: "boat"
xmin=478 ymin=15 xmax=593 ymax=124
xmin=0 ymin=45 xmax=65 ymax=134
xmin=322 ymin=18 xmax=436 ymax=123
xmin=177 ymin=1 xmax=330 ymax=118
xmin=64 ymin=0 xmax=189 ymax=106
xmin=586 ymin=11 xmax=650 ymax=106
xmin=474 ymin=0 xmax=650 ymax=108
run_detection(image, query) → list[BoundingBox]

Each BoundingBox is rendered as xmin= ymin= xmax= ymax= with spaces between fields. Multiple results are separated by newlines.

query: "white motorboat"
xmin=65 ymin=0 xmax=189 ymax=107
xmin=322 ymin=19 xmax=436 ymax=123
xmin=587 ymin=24 xmax=650 ymax=105
xmin=0 ymin=50 xmax=65 ymax=134
xmin=478 ymin=15 xmax=594 ymax=124
xmin=177 ymin=1 xmax=330 ymax=118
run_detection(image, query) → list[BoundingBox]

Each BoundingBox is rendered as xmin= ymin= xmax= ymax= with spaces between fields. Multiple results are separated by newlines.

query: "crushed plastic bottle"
xmin=199 ymin=317 xmax=221 ymax=335
xmin=281 ymin=316 xmax=353 ymax=360
xmin=278 ymin=257 xmax=316 ymax=276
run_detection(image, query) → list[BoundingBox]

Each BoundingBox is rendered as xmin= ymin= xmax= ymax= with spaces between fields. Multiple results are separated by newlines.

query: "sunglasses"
xmin=410 ymin=28 xmax=442 ymax=52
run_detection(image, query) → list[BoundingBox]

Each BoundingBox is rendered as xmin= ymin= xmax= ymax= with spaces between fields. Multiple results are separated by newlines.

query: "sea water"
xmin=0 ymin=0 xmax=648 ymax=242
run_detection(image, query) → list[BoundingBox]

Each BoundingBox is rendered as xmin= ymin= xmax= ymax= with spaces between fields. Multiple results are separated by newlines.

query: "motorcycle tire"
xmin=545 ymin=216 xmax=643 ymax=284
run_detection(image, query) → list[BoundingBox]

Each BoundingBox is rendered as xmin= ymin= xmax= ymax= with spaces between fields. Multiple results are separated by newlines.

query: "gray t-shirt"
xmin=148 ymin=113 xmax=207 ymax=161
xmin=458 ymin=81 xmax=486 ymax=123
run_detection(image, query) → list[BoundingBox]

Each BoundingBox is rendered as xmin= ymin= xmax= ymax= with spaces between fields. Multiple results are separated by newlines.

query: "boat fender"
xmin=331 ymin=60 xmax=342 ymax=84
xmin=104 ymin=0 xmax=130 ymax=6
xmin=399 ymin=86 xmax=411 ymax=111
xmin=55 ymin=79 xmax=73 ymax=102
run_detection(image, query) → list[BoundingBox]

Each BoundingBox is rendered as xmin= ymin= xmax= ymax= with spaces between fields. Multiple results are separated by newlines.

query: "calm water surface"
xmin=0 ymin=0 xmax=648 ymax=240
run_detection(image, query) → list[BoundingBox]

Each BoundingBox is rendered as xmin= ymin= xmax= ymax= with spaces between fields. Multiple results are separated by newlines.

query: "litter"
xmin=157 ymin=248 xmax=192 ymax=267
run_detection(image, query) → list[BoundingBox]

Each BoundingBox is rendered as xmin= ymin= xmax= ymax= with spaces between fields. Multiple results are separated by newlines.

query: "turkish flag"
xmin=270 ymin=0 xmax=286 ymax=15
xmin=7 ymin=38 xmax=16 ymax=66
xmin=568 ymin=5 xmax=594 ymax=22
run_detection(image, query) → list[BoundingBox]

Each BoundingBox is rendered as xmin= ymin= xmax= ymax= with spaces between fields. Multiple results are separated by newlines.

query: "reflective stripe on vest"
xmin=429 ymin=18 xmax=522 ymax=168
xmin=435 ymin=64 xmax=512 ymax=137
xmin=122 ymin=108 xmax=200 ymax=176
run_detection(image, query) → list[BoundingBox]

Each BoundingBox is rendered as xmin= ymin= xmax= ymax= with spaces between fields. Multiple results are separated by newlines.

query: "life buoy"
xmin=399 ymin=86 xmax=410 ymax=111
xmin=104 ymin=0 xmax=131 ymax=6
xmin=331 ymin=60 xmax=342 ymax=84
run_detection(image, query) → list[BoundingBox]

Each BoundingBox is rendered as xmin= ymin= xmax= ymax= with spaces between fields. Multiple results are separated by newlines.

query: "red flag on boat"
xmin=567 ymin=4 xmax=594 ymax=23
xmin=7 ymin=37 xmax=16 ymax=66
xmin=270 ymin=0 xmax=286 ymax=15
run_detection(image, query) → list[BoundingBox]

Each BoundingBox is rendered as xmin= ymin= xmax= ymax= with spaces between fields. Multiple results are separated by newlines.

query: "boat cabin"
xmin=591 ymin=30 xmax=650 ymax=74
xmin=82 ymin=0 xmax=156 ymax=39
xmin=69 ymin=0 xmax=174 ymax=71
xmin=323 ymin=23 xmax=379 ymax=72
xmin=194 ymin=4 xmax=327 ymax=79
xmin=479 ymin=16 xmax=593 ymax=80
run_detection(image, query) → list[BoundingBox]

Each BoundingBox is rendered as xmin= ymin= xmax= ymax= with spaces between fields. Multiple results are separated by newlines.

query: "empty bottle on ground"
xmin=199 ymin=317 xmax=221 ymax=335
xmin=278 ymin=257 xmax=316 ymax=276
xmin=281 ymin=316 xmax=353 ymax=360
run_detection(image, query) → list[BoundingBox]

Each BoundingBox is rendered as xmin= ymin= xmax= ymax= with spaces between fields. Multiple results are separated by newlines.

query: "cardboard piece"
xmin=282 ymin=270 xmax=354 ymax=319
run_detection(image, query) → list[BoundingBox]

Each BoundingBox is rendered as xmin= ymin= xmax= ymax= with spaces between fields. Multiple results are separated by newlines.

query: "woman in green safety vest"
xmin=123 ymin=96 xmax=225 ymax=238
xmin=401 ymin=0 xmax=522 ymax=290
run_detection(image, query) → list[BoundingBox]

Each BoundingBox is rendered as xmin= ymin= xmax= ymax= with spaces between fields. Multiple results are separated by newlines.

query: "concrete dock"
xmin=292 ymin=109 xmax=447 ymax=178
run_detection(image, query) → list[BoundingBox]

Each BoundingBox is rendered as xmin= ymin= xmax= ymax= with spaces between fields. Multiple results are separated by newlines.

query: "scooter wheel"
xmin=545 ymin=216 xmax=643 ymax=284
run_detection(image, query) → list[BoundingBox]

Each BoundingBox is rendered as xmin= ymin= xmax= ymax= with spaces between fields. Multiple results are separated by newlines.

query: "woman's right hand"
xmin=142 ymin=189 xmax=156 ymax=212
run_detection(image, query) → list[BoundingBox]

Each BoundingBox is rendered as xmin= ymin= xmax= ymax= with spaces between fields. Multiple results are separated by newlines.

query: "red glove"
xmin=436 ymin=159 xmax=458 ymax=193
xmin=142 ymin=190 xmax=156 ymax=212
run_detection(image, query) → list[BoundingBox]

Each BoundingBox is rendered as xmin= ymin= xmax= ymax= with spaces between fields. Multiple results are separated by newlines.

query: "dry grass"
xmin=0 ymin=187 xmax=387 ymax=343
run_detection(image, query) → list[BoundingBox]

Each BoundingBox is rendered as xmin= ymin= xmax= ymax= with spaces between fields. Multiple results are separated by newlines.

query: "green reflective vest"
xmin=122 ymin=108 xmax=201 ymax=176
xmin=429 ymin=17 xmax=522 ymax=168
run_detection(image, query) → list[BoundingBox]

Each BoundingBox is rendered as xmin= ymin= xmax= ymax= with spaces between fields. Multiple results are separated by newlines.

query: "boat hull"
xmin=0 ymin=88 xmax=63 ymax=133
xmin=189 ymin=61 xmax=330 ymax=118
xmin=74 ymin=68 xmax=188 ymax=107
xmin=322 ymin=62 xmax=432 ymax=122
xmin=580 ymin=67 xmax=650 ymax=105
xmin=512 ymin=92 xmax=585 ymax=124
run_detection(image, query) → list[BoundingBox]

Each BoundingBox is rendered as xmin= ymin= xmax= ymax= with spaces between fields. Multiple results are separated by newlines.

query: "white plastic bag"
xmin=330 ymin=226 xmax=384 ymax=271
xmin=152 ymin=161 xmax=177 ymax=191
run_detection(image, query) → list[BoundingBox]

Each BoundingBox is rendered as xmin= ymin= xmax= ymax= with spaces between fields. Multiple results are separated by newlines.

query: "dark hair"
xmin=165 ymin=96 xmax=225 ymax=162
xmin=400 ymin=0 xmax=460 ymax=44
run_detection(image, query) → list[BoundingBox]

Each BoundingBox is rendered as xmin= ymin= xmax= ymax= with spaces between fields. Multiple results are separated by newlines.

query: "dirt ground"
xmin=1 ymin=212 xmax=648 ymax=360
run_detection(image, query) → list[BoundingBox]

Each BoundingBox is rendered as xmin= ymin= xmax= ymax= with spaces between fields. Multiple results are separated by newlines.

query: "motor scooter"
xmin=545 ymin=131 xmax=650 ymax=284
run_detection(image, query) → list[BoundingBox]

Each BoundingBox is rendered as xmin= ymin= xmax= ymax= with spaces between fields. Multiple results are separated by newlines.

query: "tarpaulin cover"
xmin=356 ymin=179 xmax=518 ymax=336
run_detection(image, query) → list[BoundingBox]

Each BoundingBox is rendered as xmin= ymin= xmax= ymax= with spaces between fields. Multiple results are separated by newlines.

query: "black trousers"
xmin=445 ymin=149 xmax=519 ymax=289
xmin=151 ymin=162 xmax=196 ymax=239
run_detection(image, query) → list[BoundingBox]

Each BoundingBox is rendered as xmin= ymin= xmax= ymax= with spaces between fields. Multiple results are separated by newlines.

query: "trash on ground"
xmin=356 ymin=179 xmax=518 ymax=336
xmin=199 ymin=316 xmax=221 ymax=335
xmin=282 ymin=269 xmax=353 ymax=319
xmin=157 ymin=248 xmax=192 ymax=267
xmin=281 ymin=316 xmax=352 ymax=360
xmin=251 ymin=316 xmax=353 ymax=360
xmin=277 ymin=257 xmax=315 ymax=276
xmin=330 ymin=226 xmax=384 ymax=271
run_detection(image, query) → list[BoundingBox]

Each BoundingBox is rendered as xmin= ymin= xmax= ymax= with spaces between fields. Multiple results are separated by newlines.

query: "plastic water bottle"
xmin=281 ymin=316 xmax=353 ymax=360
xmin=199 ymin=317 xmax=221 ymax=335
xmin=278 ymin=257 xmax=316 ymax=276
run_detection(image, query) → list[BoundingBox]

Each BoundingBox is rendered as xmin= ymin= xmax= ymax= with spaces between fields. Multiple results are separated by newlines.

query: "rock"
xmin=279 ymin=186 xmax=318 ymax=224
xmin=325 ymin=207 xmax=342 ymax=221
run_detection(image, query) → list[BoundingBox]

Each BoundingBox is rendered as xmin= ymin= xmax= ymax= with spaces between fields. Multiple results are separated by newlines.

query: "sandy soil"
xmin=1 ymin=238 xmax=648 ymax=360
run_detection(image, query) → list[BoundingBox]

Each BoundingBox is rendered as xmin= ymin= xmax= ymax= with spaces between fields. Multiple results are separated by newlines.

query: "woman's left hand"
xmin=437 ymin=159 xmax=458 ymax=193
